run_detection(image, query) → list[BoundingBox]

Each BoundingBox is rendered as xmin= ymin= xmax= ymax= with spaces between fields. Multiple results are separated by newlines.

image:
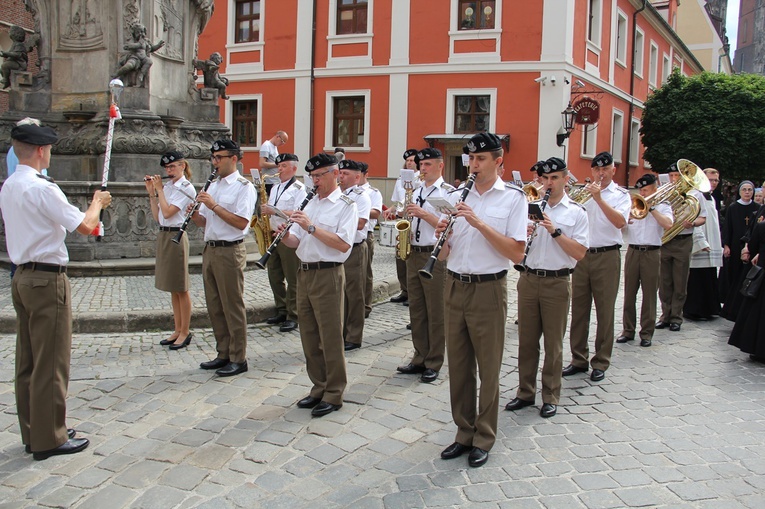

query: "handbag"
xmin=740 ymin=264 xmax=764 ymax=299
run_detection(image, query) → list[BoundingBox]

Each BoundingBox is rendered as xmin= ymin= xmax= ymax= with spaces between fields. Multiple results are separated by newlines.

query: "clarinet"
xmin=172 ymin=166 xmax=219 ymax=244
xmin=514 ymin=187 xmax=552 ymax=272
xmin=255 ymin=189 xmax=316 ymax=269
xmin=419 ymin=173 xmax=477 ymax=279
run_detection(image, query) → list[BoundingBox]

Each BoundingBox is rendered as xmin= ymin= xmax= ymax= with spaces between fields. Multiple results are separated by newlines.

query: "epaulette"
xmin=570 ymin=201 xmax=586 ymax=211
xmin=293 ymin=180 xmax=305 ymax=189
xmin=339 ymin=194 xmax=354 ymax=205
xmin=369 ymin=186 xmax=380 ymax=193
xmin=353 ymin=187 xmax=364 ymax=195
xmin=181 ymin=180 xmax=191 ymax=187
xmin=237 ymin=177 xmax=252 ymax=186
xmin=36 ymin=173 xmax=55 ymax=183
xmin=505 ymin=182 xmax=524 ymax=194
xmin=615 ymin=186 xmax=629 ymax=194
xmin=440 ymin=182 xmax=456 ymax=192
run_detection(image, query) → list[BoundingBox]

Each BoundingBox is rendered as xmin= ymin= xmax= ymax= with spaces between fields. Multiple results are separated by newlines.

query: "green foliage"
xmin=641 ymin=69 xmax=765 ymax=183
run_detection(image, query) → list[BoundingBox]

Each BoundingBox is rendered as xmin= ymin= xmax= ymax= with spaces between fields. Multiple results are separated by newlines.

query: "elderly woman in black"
xmin=720 ymin=181 xmax=758 ymax=320
xmin=729 ymin=219 xmax=765 ymax=362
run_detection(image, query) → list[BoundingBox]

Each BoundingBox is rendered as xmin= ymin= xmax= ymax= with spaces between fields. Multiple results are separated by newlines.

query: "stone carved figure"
xmin=0 ymin=26 xmax=29 ymax=89
xmin=114 ymin=23 xmax=165 ymax=87
xmin=193 ymin=52 xmax=229 ymax=99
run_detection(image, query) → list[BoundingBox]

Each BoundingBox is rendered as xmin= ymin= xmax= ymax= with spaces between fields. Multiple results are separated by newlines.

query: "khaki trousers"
xmin=516 ymin=272 xmax=570 ymax=405
xmin=364 ymin=231 xmax=375 ymax=316
xmin=202 ymin=243 xmax=248 ymax=363
xmin=659 ymin=235 xmax=693 ymax=325
xmin=569 ymin=249 xmax=621 ymax=371
xmin=445 ymin=275 xmax=507 ymax=452
xmin=344 ymin=242 xmax=368 ymax=346
xmin=621 ymin=247 xmax=661 ymax=340
xmin=396 ymin=256 xmax=408 ymax=296
xmin=406 ymin=250 xmax=445 ymax=371
xmin=12 ymin=267 xmax=71 ymax=452
xmin=267 ymin=241 xmax=300 ymax=321
xmin=297 ymin=265 xmax=347 ymax=405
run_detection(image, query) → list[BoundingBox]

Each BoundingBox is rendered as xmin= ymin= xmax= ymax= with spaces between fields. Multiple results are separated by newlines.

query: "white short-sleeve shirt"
xmin=268 ymin=177 xmax=308 ymax=231
xmin=586 ymin=181 xmax=632 ymax=248
xmin=199 ymin=171 xmax=257 ymax=241
xmin=290 ymin=187 xmax=358 ymax=263
xmin=159 ymin=176 xmax=196 ymax=227
xmin=525 ymin=194 xmax=590 ymax=271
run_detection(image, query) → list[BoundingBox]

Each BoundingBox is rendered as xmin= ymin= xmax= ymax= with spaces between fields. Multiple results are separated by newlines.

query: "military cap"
xmin=211 ymin=139 xmax=239 ymax=152
xmin=530 ymin=160 xmax=547 ymax=175
xmin=591 ymin=151 xmax=614 ymax=168
xmin=359 ymin=162 xmax=369 ymax=173
xmin=160 ymin=150 xmax=184 ymax=166
xmin=416 ymin=148 xmax=442 ymax=161
xmin=635 ymin=173 xmax=657 ymax=189
xmin=667 ymin=162 xmax=679 ymax=173
xmin=338 ymin=159 xmax=362 ymax=171
xmin=11 ymin=124 xmax=58 ymax=145
xmin=403 ymin=149 xmax=418 ymax=160
xmin=275 ymin=153 xmax=299 ymax=164
xmin=305 ymin=153 xmax=338 ymax=172
xmin=466 ymin=132 xmax=502 ymax=153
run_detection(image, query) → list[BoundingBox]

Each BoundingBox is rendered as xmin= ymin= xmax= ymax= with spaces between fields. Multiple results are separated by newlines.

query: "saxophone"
xmin=395 ymin=178 xmax=414 ymax=260
xmin=251 ymin=171 xmax=280 ymax=256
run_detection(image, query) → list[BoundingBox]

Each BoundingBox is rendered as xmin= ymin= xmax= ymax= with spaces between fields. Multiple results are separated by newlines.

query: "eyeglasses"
xmin=277 ymin=135 xmax=286 ymax=144
xmin=310 ymin=170 xmax=332 ymax=179
xmin=210 ymin=154 xmax=234 ymax=162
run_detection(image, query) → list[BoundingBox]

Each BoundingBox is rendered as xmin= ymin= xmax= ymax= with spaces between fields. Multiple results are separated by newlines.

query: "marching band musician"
xmin=337 ymin=160 xmax=372 ymax=352
xmin=617 ymin=174 xmax=673 ymax=348
xmin=280 ymin=153 xmax=358 ymax=417
xmin=383 ymin=149 xmax=421 ymax=305
xmin=396 ymin=148 xmax=453 ymax=383
xmin=505 ymin=157 xmax=588 ymax=419
xmin=359 ymin=162 xmax=383 ymax=319
xmin=146 ymin=151 xmax=196 ymax=350
xmin=563 ymin=151 xmax=631 ymax=382
xmin=262 ymin=153 xmax=307 ymax=333
xmin=190 ymin=139 xmax=257 ymax=377
xmin=436 ymin=133 xmax=526 ymax=468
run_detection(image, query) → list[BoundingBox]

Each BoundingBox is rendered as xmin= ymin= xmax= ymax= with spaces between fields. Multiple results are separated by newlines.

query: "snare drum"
xmin=378 ymin=221 xmax=397 ymax=247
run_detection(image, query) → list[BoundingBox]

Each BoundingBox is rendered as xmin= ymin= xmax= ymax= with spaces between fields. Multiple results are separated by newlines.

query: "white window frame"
xmin=615 ymin=10 xmax=628 ymax=67
xmin=634 ymin=27 xmax=644 ymax=79
xmin=224 ymin=94 xmax=263 ymax=156
xmin=445 ymin=88 xmax=498 ymax=134
xmin=581 ymin=124 xmax=598 ymax=159
xmin=629 ymin=118 xmax=641 ymax=166
xmin=327 ymin=0 xmax=374 ymax=68
xmin=324 ymin=90 xmax=371 ymax=152
xmin=648 ymin=41 xmax=659 ymax=88
xmin=448 ymin=0 xmax=503 ymax=64
xmin=226 ymin=0 xmax=266 ymax=74
xmin=611 ymin=109 xmax=624 ymax=163
xmin=587 ymin=0 xmax=603 ymax=48
xmin=662 ymin=53 xmax=671 ymax=84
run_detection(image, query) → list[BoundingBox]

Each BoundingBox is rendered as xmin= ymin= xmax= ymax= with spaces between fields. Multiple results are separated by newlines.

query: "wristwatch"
xmin=307 ymin=224 xmax=316 ymax=235
xmin=551 ymin=228 xmax=562 ymax=238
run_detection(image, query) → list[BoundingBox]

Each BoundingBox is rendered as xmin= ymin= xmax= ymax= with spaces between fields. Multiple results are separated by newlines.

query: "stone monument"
xmin=0 ymin=0 xmax=236 ymax=268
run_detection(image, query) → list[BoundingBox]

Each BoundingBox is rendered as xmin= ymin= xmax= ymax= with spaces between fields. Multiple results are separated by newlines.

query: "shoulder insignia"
xmin=615 ymin=186 xmax=628 ymax=194
xmin=505 ymin=183 xmax=524 ymax=194
xmin=36 ymin=173 xmax=55 ymax=184
xmin=293 ymin=180 xmax=305 ymax=189
xmin=353 ymin=188 xmax=364 ymax=194
xmin=181 ymin=180 xmax=191 ymax=187
xmin=339 ymin=194 xmax=354 ymax=205
xmin=237 ymin=177 xmax=251 ymax=186
xmin=440 ymin=182 xmax=456 ymax=192
xmin=369 ymin=186 xmax=380 ymax=193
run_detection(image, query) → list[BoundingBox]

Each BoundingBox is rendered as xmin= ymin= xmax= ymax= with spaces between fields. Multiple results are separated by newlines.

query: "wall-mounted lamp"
xmin=556 ymin=103 xmax=576 ymax=146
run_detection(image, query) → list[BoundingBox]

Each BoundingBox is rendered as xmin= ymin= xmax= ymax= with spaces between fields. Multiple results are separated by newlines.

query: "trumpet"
xmin=173 ymin=166 xmax=218 ymax=244
xmin=514 ymin=187 xmax=552 ymax=271
xmin=570 ymin=175 xmax=602 ymax=205
xmin=523 ymin=181 xmax=544 ymax=202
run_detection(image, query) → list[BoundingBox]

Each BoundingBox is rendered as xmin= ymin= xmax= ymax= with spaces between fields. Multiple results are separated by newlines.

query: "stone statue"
xmin=0 ymin=25 xmax=29 ymax=89
xmin=193 ymin=52 xmax=229 ymax=99
xmin=114 ymin=23 xmax=165 ymax=87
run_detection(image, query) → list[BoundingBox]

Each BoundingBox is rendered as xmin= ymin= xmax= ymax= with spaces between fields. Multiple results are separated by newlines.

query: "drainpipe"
xmin=625 ymin=0 xmax=647 ymax=187
xmin=309 ymin=0 xmax=317 ymax=153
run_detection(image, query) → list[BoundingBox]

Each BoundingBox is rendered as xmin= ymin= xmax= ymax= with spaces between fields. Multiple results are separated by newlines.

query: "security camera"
xmin=534 ymin=76 xmax=547 ymax=85
xmin=575 ymin=79 xmax=585 ymax=88
xmin=550 ymin=75 xmax=557 ymax=85
xmin=564 ymin=77 xmax=570 ymax=85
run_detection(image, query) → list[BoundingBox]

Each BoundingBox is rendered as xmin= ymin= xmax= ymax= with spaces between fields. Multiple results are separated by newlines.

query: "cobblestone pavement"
xmin=0 ymin=254 xmax=764 ymax=508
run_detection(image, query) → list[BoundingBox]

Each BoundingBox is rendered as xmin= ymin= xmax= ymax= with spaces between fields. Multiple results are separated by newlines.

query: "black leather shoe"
xmin=468 ymin=447 xmax=489 ymax=467
xmin=669 ymin=323 xmax=681 ymax=332
xmin=640 ymin=338 xmax=652 ymax=347
xmin=420 ymin=369 xmax=438 ymax=383
xmin=397 ymin=363 xmax=426 ymax=374
xmin=33 ymin=438 xmax=89 ymax=461
xmin=311 ymin=401 xmax=341 ymax=417
xmin=344 ymin=342 xmax=360 ymax=352
xmin=540 ymin=403 xmax=557 ymax=418
xmin=616 ymin=335 xmax=634 ymax=343
xmin=297 ymin=396 xmax=321 ymax=408
xmin=159 ymin=335 xmax=179 ymax=346
xmin=590 ymin=369 xmax=605 ymax=381
xmin=390 ymin=293 xmax=408 ymax=303
xmin=216 ymin=361 xmax=248 ymax=377
xmin=440 ymin=442 xmax=471 ymax=460
xmin=406 ymin=323 xmax=412 ymax=330
xmin=403 ymin=300 xmax=409 ymax=307
xmin=280 ymin=320 xmax=298 ymax=332
xmin=200 ymin=358 xmax=229 ymax=370
xmin=504 ymin=398 xmax=535 ymax=411
xmin=169 ymin=333 xmax=192 ymax=350
xmin=25 ymin=429 xmax=76 ymax=454
xmin=562 ymin=364 xmax=588 ymax=376
xmin=266 ymin=315 xmax=287 ymax=325
xmin=655 ymin=320 xmax=670 ymax=329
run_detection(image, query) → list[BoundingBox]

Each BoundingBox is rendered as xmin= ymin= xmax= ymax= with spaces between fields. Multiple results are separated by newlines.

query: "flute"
xmin=419 ymin=172 xmax=477 ymax=279
xmin=144 ymin=175 xmax=173 ymax=181
xmin=255 ymin=190 xmax=317 ymax=269
xmin=514 ymin=187 xmax=552 ymax=272
xmin=172 ymin=166 xmax=219 ymax=244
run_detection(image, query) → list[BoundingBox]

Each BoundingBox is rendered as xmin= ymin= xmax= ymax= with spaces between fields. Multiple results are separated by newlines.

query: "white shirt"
xmin=199 ymin=171 xmax=257 ymax=242
xmin=268 ymin=177 xmax=307 ymax=231
xmin=291 ymin=187 xmax=358 ymax=263
xmin=361 ymin=182 xmax=383 ymax=231
xmin=390 ymin=171 xmax=421 ymax=204
xmin=344 ymin=186 xmax=372 ymax=244
xmin=445 ymin=177 xmax=527 ymax=274
xmin=0 ymin=165 xmax=85 ymax=265
xmin=623 ymin=202 xmax=673 ymax=247
xmin=679 ymin=189 xmax=707 ymax=235
xmin=586 ymin=180 xmax=631 ymax=248
xmin=259 ymin=140 xmax=280 ymax=185
xmin=412 ymin=177 xmax=454 ymax=247
xmin=526 ymin=194 xmax=589 ymax=271
xmin=159 ymin=176 xmax=196 ymax=227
